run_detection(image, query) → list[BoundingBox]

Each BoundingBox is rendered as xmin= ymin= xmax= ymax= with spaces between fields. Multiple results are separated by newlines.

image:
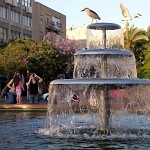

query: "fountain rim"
xmin=50 ymin=78 xmax=150 ymax=85
xmin=87 ymin=22 xmax=121 ymax=30
xmin=74 ymin=49 xmax=133 ymax=56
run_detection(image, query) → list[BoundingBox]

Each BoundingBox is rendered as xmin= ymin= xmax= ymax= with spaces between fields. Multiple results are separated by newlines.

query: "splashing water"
xmin=46 ymin=23 xmax=150 ymax=138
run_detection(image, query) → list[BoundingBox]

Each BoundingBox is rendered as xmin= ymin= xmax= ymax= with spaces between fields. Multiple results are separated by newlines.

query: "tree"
xmin=43 ymin=32 xmax=83 ymax=78
xmin=139 ymin=26 xmax=150 ymax=78
xmin=124 ymin=25 xmax=149 ymax=78
xmin=0 ymin=38 xmax=73 ymax=80
xmin=26 ymin=40 xmax=71 ymax=80
xmin=43 ymin=32 xmax=82 ymax=55
xmin=124 ymin=25 xmax=149 ymax=50
xmin=141 ymin=47 xmax=150 ymax=78
xmin=0 ymin=39 xmax=28 ymax=77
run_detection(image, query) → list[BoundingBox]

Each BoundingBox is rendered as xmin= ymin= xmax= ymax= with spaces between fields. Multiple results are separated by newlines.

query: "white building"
xmin=66 ymin=24 xmax=124 ymax=49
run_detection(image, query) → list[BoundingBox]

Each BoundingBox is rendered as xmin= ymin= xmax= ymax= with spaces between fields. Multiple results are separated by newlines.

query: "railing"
xmin=45 ymin=21 xmax=61 ymax=31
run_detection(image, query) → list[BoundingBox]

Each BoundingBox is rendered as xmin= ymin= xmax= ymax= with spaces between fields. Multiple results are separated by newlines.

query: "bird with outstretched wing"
xmin=120 ymin=3 xmax=142 ymax=21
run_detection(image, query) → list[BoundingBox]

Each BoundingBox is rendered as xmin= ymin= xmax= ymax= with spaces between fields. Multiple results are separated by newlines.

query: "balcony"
xmin=12 ymin=0 xmax=18 ymax=7
xmin=45 ymin=21 xmax=61 ymax=32
xmin=26 ymin=6 xmax=32 ymax=13
xmin=55 ymin=22 xmax=62 ymax=30
xmin=5 ymin=0 xmax=13 ymax=5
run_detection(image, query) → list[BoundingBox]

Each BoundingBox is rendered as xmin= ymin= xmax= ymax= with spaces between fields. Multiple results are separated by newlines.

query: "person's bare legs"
xmin=16 ymin=89 xmax=22 ymax=104
xmin=16 ymin=94 xmax=19 ymax=104
xmin=18 ymin=94 xmax=21 ymax=104
xmin=20 ymin=96 xmax=23 ymax=104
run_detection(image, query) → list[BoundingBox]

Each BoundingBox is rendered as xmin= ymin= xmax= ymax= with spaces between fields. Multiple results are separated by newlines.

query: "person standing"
xmin=14 ymin=75 xmax=25 ymax=104
xmin=6 ymin=78 xmax=16 ymax=104
xmin=26 ymin=73 xmax=43 ymax=104
xmin=6 ymin=72 xmax=24 ymax=104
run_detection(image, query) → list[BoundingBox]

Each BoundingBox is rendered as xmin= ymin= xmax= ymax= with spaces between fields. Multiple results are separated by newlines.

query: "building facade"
xmin=0 ymin=0 xmax=66 ymax=45
xmin=33 ymin=2 xmax=66 ymax=41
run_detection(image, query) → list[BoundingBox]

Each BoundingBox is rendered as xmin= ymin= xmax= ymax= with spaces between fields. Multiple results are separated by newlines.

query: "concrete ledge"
xmin=0 ymin=104 xmax=48 ymax=111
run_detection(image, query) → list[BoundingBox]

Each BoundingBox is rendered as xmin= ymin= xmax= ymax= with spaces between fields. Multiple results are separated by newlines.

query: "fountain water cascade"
xmin=47 ymin=23 xmax=150 ymax=135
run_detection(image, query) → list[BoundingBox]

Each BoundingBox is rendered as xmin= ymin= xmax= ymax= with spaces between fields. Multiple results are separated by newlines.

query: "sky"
xmin=35 ymin=0 xmax=150 ymax=30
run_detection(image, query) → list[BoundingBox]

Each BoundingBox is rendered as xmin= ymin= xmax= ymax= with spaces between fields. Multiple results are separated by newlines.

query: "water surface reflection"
xmin=0 ymin=112 xmax=150 ymax=150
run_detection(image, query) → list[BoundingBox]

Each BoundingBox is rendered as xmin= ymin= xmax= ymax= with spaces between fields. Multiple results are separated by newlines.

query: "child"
xmin=14 ymin=75 xmax=24 ymax=104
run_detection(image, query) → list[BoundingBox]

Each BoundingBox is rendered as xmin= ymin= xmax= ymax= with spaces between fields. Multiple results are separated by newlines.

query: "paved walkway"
xmin=0 ymin=96 xmax=48 ymax=104
xmin=0 ymin=96 xmax=48 ymax=111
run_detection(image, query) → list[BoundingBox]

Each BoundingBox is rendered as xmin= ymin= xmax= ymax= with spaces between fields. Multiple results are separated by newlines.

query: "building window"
xmin=45 ymin=14 xmax=51 ymax=26
xmin=22 ymin=0 xmax=31 ymax=7
xmin=11 ymin=30 xmax=20 ymax=39
xmin=23 ymin=34 xmax=31 ymax=39
xmin=0 ymin=27 xmax=8 ymax=40
xmin=40 ymin=15 xmax=43 ymax=24
xmin=11 ymin=10 xmax=20 ymax=23
xmin=23 ymin=15 xmax=32 ymax=27
xmin=0 ymin=28 xmax=3 ymax=39
xmin=0 ymin=6 xmax=8 ymax=19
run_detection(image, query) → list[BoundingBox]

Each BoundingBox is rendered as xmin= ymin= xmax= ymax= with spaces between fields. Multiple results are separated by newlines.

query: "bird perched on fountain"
xmin=120 ymin=3 xmax=142 ymax=22
xmin=81 ymin=7 xmax=101 ymax=23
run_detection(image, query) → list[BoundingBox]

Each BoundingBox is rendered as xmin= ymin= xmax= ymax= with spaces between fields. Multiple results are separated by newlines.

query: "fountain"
xmin=47 ymin=23 xmax=150 ymax=134
xmin=1 ymin=23 xmax=150 ymax=150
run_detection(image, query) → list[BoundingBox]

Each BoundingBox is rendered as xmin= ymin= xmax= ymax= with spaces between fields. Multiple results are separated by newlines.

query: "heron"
xmin=120 ymin=3 xmax=142 ymax=22
xmin=81 ymin=7 xmax=101 ymax=23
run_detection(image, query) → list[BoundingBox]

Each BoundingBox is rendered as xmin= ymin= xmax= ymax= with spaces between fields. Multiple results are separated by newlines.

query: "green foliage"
xmin=124 ymin=25 xmax=150 ymax=78
xmin=0 ymin=26 xmax=149 ymax=80
xmin=147 ymin=26 xmax=150 ymax=38
xmin=132 ymin=40 xmax=147 ymax=69
xmin=124 ymin=25 xmax=149 ymax=50
xmin=136 ymin=26 xmax=150 ymax=79
xmin=140 ymin=44 xmax=150 ymax=78
xmin=26 ymin=40 xmax=71 ymax=79
xmin=0 ymin=39 xmax=28 ymax=76
xmin=0 ymin=39 xmax=73 ymax=80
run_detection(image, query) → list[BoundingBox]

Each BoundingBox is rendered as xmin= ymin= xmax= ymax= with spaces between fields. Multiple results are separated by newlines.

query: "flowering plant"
xmin=43 ymin=32 xmax=82 ymax=55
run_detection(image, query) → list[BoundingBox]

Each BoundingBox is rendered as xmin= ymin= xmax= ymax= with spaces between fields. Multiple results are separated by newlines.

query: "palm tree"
xmin=124 ymin=25 xmax=149 ymax=50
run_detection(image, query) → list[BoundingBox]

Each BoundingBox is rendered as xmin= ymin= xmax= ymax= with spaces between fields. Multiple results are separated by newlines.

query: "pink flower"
xmin=43 ymin=32 xmax=82 ymax=55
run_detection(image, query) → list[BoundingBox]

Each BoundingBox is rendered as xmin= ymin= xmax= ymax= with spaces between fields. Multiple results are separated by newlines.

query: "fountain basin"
xmin=74 ymin=49 xmax=137 ymax=78
xmin=50 ymin=78 xmax=150 ymax=85
xmin=49 ymin=78 xmax=150 ymax=113
xmin=75 ymin=49 xmax=132 ymax=55
xmin=87 ymin=23 xmax=121 ymax=30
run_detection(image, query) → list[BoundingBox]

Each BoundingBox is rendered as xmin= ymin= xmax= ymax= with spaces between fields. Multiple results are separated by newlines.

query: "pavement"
xmin=0 ymin=96 xmax=48 ymax=104
xmin=0 ymin=96 xmax=48 ymax=111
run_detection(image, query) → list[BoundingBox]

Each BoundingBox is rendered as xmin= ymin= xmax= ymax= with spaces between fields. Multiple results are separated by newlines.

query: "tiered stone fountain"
xmin=47 ymin=23 xmax=150 ymax=134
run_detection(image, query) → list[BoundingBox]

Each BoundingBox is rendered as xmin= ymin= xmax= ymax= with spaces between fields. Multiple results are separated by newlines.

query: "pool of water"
xmin=0 ymin=112 xmax=150 ymax=150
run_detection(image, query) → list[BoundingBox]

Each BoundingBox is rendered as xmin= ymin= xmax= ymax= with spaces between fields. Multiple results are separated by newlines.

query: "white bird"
xmin=120 ymin=3 xmax=142 ymax=21
xmin=81 ymin=7 xmax=101 ymax=23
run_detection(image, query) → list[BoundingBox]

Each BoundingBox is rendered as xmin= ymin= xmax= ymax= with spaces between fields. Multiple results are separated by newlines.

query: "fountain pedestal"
xmin=98 ymin=88 xmax=110 ymax=131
